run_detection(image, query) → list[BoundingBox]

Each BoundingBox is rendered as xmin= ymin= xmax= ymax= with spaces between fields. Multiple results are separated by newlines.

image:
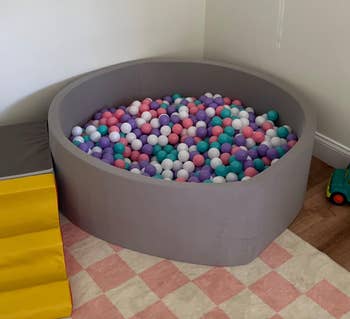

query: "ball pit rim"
xmin=49 ymin=58 xmax=316 ymax=188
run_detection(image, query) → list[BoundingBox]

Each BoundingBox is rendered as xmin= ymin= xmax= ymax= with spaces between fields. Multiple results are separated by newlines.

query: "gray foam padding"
xmin=48 ymin=59 xmax=316 ymax=266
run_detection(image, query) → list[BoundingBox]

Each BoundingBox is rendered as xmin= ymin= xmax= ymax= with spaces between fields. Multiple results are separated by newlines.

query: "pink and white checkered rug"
xmin=60 ymin=215 xmax=350 ymax=319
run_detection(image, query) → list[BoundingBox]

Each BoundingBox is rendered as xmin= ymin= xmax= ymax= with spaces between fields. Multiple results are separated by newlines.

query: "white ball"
xmin=178 ymin=105 xmax=189 ymax=113
xmin=158 ymin=135 xmax=168 ymax=146
xmin=141 ymin=111 xmax=152 ymax=122
xmin=177 ymin=143 xmax=188 ymax=152
xmin=124 ymin=158 xmax=131 ymax=165
xmin=90 ymin=131 xmax=101 ymax=142
xmin=126 ymin=132 xmax=137 ymax=143
xmin=245 ymin=107 xmax=254 ymax=113
xmin=232 ymin=119 xmax=242 ymax=130
xmin=187 ymin=126 xmax=197 ymax=137
xmin=196 ymin=120 xmax=206 ymax=128
xmin=147 ymin=134 xmax=158 ymax=145
xmin=130 ymin=168 xmax=141 ymax=174
xmin=246 ymin=138 xmax=256 ymax=149
xmin=71 ymin=126 xmax=83 ymax=136
xmin=239 ymin=110 xmax=249 ymax=119
xmin=131 ymin=139 xmax=142 ymax=151
xmin=150 ymin=118 xmax=160 ymax=129
xmin=188 ymin=145 xmax=197 ymax=152
xmin=92 ymin=120 xmax=99 ymax=127
xmin=174 ymin=97 xmax=183 ymax=105
xmin=164 ymin=177 xmax=172 ymax=181
xmin=210 ymin=157 xmax=222 ymax=169
xmin=151 ymin=162 xmax=162 ymax=174
xmin=92 ymin=146 xmax=102 ymax=153
xmin=242 ymin=176 xmax=251 ymax=181
xmin=213 ymin=176 xmax=225 ymax=183
xmin=204 ymin=92 xmax=213 ymax=98
xmin=162 ymin=169 xmax=174 ymax=180
xmin=271 ymin=158 xmax=279 ymax=165
xmin=213 ymin=93 xmax=222 ymax=99
xmin=186 ymin=97 xmax=194 ymax=102
xmin=131 ymin=100 xmax=141 ymax=107
xmin=266 ymin=129 xmax=277 ymax=138
xmin=262 ymin=113 xmax=268 ymax=119
xmin=179 ymin=110 xmax=189 ymax=120
xmin=284 ymin=125 xmax=292 ymax=133
xmin=262 ymin=140 xmax=272 ymax=148
xmin=181 ymin=129 xmax=188 ymax=136
xmin=73 ymin=136 xmax=84 ymax=144
xmin=280 ymin=138 xmax=287 ymax=145
xmin=231 ymin=108 xmax=240 ymax=116
xmin=208 ymin=148 xmax=220 ymax=159
xmin=178 ymin=150 xmax=190 ymax=162
xmin=109 ymin=132 xmax=120 ymax=143
xmin=183 ymin=161 xmax=195 ymax=173
xmin=136 ymin=118 xmax=146 ymax=128
xmin=226 ymin=172 xmax=238 ymax=182
xmin=162 ymin=158 xmax=174 ymax=170
xmin=173 ymin=160 xmax=183 ymax=171
xmin=241 ymin=118 xmax=250 ymax=127
xmin=121 ymin=123 xmax=132 ymax=134
xmin=255 ymin=116 xmax=266 ymax=126
xmin=85 ymin=125 xmax=97 ymax=135
xmin=177 ymin=169 xmax=189 ymax=180
xmin=239 ymin=146 xmax=248 ymax=151
xmin=205 ymin=107 xmax=215 ymax=118
xmin=271 ymin=137 xmax=281 ymax=147
xmin=160 ymin=125 xmax=171 ymax=136
xmin=128 ymin=105 xmax=139 ymax=116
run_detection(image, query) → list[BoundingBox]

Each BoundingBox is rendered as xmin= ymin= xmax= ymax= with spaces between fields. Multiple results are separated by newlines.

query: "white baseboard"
xmin=313 ymin=132 xmax=350 ymax=168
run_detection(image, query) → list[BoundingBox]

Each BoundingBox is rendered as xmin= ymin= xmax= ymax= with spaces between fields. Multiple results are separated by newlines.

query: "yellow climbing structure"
xmin=0 ymin=173 xmax=72 ymax=319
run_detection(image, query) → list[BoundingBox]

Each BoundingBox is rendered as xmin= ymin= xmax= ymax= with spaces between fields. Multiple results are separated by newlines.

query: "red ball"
xmin=193 ymin=154 xmax=205 ymax=167
xmin=130 ymin=150 xmax=140 ymax=161
xmin=176 ymin=177 xmax=186 ymax=182
xmin=242 ymin=126 xmax=254 ymax=138
xmin=189 ymin=106 xmax=198 ymax=115
xmin=215 ymin=106 xmax=224 ymax=116
xmin=232 ymin=99 xmax=242 ymax=106
xmin=123 ymin=146 xmax=132 ymax=158
xmin=172 ymin=123 xmax=183 ymax=135
xmin=288 ymin=140 xmax=297 ymax=148
xmin=107 ymin=116 xmax=118 ymax=126
xmin=220 ymin=153 xmax=231 ymax=165
xmin=253 ymin=131 xmax=265 ymax=143
xmin=114 ymin=109 xmax=125 ymax=119
xmin=156 ymin=99 xmax=163 ymax=104
xmin=222 ymin=118 xmax=232 ymax=127
xmin=141 ymin=123 xmax=152 ymax=134
xmin=139 ymin=104 xmax=150 ymax=113
xmin=194 ymin=136 xmax=202 ymax=144
xmin=142 ymin=98 xmax=152 ymax=105
xmin=108 ymin=125 xmax=119 ymax=133
xmin=231 ymin=146 xmax=241 ymax=155
xmin=139 ymin=153 xmax=149 ymax=162
xmin=102 ymin=111 xmax=113 ymax=119
xmin=168 ymin=133 xmax=179 ymax=145
xmin=99 ymin=118 xmax=107 ymax=125
xmin=212 ymin=126 xmax=223 ymax=136
xmin=262 ymin=156 xmax=271 ymax=166
xmin=223 ymin=97 xmax=231 ymax=105
xmin=209 ymin=136 xmax=218 ymax=143
xmin=149 ymin=109 xmax=157 ymax=118
xmin=119 ymin=137 xmax=128 ymax=145
xmin=157 ymin=108 xmax=167 ymax=116
xmin=262 ymin=121 xmax=274 ymax=131
xmin=198 ymin=104 xmax=205 ymax=110
xmin=114 ymin=159 xmax=125 ymax=169
xmin=245 ymin=167 xmax=258 ymax=177
xmin=187 ymin=102 xmax=196 ymax=108
xmin=182 ymin=118 xmax=193 ymax=129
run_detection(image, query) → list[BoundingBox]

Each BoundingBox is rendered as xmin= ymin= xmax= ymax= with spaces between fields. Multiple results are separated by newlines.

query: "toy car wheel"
xmin=330 ymin=193 xmax=346 ymax=205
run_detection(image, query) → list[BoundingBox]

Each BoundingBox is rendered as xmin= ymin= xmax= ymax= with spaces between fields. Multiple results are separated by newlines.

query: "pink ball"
xmin=157 ymin=108 xmax=167 ymax=116
xmin=176 ymin=177 xmax=186 ymax=182
xmin=193 ymin=154 xmax=205 ymax=167
xmin=212 ymin=126 xmax=223 ymax=136
xmin=109 ymin=126 xmax=119 ymax=133
xmin=139 ymin=104 xmax=149 ymax=113
xmin=223 ymin=97 xmax=231 ymax=105
xmin=187 ymin=102 xmax=196 ymax=108
xmin=139 ymin=153 xmax=149 ymax=162
xmin=220 ymin=153 xmax=230 ymax=165
xmin=194 ymin=136 xmax=202 ymax=144
xmin=107 ymin=116 xmax=118 ymax=126
xmin=142 ymin=98 xmax=152 ymax=105
xmin=172 ymin=124 xmax=183 ymax=135
xmin=232 ymin=99 xmax=242 ymax=106
xmin=262 ymin=121 xmax=274 ymax=131
xmin=262 ymin=156 xmax=271 ymax=166
xmin=149 ymin=110 xmax=157 ymax=118
xmin=288 ymin=140 xmax=297 ymax=148
xmin=114 ymin=109 xmax=125 ymax=119
xmin=99 ymin=118 xmax=107 ymax=125
xmin=222 ymin=118 xmax=232 ymax=127
xmin=198 ymin=104 xmax=205 ymax=110
xmin=119 ymin=137 xmax=128 ymax=145
xmin=231 ymin=146 xmax=241 ymax=155
xmin=182 ymin=118 xmax=193 ymax=129
xmin=103 ymin=111 xmax=113 ymax=119
xmin=244 ymin=167 xmax=258 ymax=177
xmin=209 ymin=136 xmax=218 ymax=143
xmin=242 ymin=126 xmax=254 ymax=138
xmin=114 ymin=159 xmax=125 ymax=169
xmin=123 ymin=146 xmax=132 ymax=158
xmin=253 ymin=131 xmax=265 ymax=143
xmin=156 ymin=99 xmax=162 ymax=104
xmin=130 ymin=150 xmax=140 ymax=161
xmin=168 ymin=133 xmax=179 ymax=145
xmin=215 ymin=106 xmax=224 ymax=116
xmin=141 ymin=123 xmax=152 ymax=134
xmin=189 ymin=106 xmax=198 ymax=115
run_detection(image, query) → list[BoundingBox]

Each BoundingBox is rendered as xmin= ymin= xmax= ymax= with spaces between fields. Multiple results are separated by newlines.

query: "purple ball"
xmin=257 ymin=144 xmax=269 ymax=157
xmin=103 ymin=146 xmax=114 ymax=154
xmin=141 ymin=144 xmax=153 ymax=155
xmin=91 ymin=152 xmax=102 ymax=159
xmin=167 ymin=105 xmax=176 ymax=115
xmin=86 ymin=141 xmax=94 ymax=149
xmin=266 ymin=148 xmax=279 ymax=160
xmin=181 ymin=99 xmax=189 ymax=105
xmin=130 ymin=163 xmax=140 ymax=170
xmin=109 ymin=107 xmax=116 ymax=113
xmin=151 ymin=128 xmax=161 ymax=137
xmin=119 ymin=105 xmax=126 ymax=111
xmin=189 ymin=151 xmax=199 ymax=160
xmin=208 ymin=102 xmax=217 ymax=109
xmin=199 ymin=95 xmax=206 ymax=102
xmin=101 ymin=158 xmax=113 ymax=165
xmin=144 ymin=164 xmax=156 ymax=176
xmin=140 ymin=135 xmax=148 ymax=144
xmin=133 ymin=128 xmax=142 ymax=138
xmin=93 ymin=112 xmax=102 ymax=120
xmin=170 ymin=114 xmax=180 ymax=124
xmin=248 ymin=112 xmax=256 ymax=122
xmin=281 ymin=144 xmax=289 ymax=152
xmin=196 ymin=110 xmax=207 ymax=121
xmin=244 ymin=160 xmax=254 ymax=169
xmin=128 ymin=118 xmax=137 ymax=129
xmin=99 ymin=136 xmax=110 ymax=148
xmin=221 ymin=143 xmax=231 ymax=153
xmin=247 ymin=149 xmax=258 ymax=159
xmin=204 ymin=97 xmax=213 ymax=106
xmin=235 ymin=149 xmax=248 ymax=161
xmin=159 ymin=114 xmax=170 ymax=126
xmin=163 ymin=96 xmax=173 ymax=103
xmin=150 ymin=101 xmax=159 ymax=110
xmin=214 ymin=97 xmax=224 ymax=105
xmin=249 ymin=123 xmax=258 ymax=130
xmin=234 ymin=135 xmax=246 ymax=146
xmin=199 ymin=168 xmax=211 ymax=181
xmin=196 ymin=127 xmax=207 ymax=138
xmin=139 ymin=160 xmax=149 ymax=169
xmin=102 ymin=154 xmax=114 ymax=164
xmin=184 ymin=136 xmax=195 ymax=146
xmin=287 ymin=133 xmax=298 ymax=142
xmin=121 ymin=114 xmax=131 ymax=123
xmin=188 ymin=176 xmax=200 ymax=183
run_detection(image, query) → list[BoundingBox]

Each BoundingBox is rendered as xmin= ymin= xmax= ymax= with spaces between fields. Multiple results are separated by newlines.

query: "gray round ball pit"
xmin=49 ymin=59 xmax=315 ymax=266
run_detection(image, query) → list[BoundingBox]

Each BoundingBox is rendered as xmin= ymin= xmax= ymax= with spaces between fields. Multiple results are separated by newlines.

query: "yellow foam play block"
xmin=0 ymin=280 xmax=72 ymax=319
xmin=0 ymin=174 xmax=59 ymax=238
xmin=0 ymin=228 xmax=67 ymax=292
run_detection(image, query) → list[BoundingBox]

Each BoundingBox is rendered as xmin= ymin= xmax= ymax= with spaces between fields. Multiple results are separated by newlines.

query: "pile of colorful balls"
xmin=70 ymin=92 xmax=298 ymax=183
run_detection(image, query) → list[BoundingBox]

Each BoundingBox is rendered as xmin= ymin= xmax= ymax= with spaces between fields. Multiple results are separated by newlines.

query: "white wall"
xmin=0 ymin=0 xmax=205 ymax=123
xmin=205 ymin=0 xmax=350 ymax=149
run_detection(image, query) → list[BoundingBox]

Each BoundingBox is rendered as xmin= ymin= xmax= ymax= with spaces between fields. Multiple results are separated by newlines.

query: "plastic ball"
xmin=213 ymin=176 xmax=225 ymax=183
xmin=267 ymin=110 xmax=279 ymax=122
xmin=114 ymin=159 xmax=125 ymax=169
xmin=210 ymin=157 xmax=222 ymax=169
xmin=158 ymin=135 xmax=168 ymax=146
xmin=183 ymin=161 xmax=195 ymax=173
xmin=226 ymin=172 xmax=238 ymax=182
xmin=71 ymin=126 xmax=83 ymax=136
xmin=193 ymin=154 xmax=205 ymax=167
xmin=131 ymin=139 xmax=142 ymax=151
xmin=121 ymin=123 xmax=132 ymax=134
xmin=90 ymin=131 xmax=101 ymax=142
xmin=232 ymin=119 xmax=242 ymax=130
xmin=277 ymin=126 xmax=289 ymax=138
xmin=177 ymin=169 xmax=189 ymax=180
xmin=178 ymin=150 xmax=190 ymax=162
xmin=255 ymin=116 xmax=265 ymax=126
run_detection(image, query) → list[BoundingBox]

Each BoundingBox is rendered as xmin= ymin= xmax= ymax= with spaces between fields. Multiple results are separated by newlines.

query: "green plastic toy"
xmin=326 ymin=163 xmax=350 ymax=205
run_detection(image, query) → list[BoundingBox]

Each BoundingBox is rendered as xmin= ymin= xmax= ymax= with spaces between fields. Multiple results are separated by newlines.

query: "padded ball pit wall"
xmin=48 ymin=59 xmax=315 ymax=266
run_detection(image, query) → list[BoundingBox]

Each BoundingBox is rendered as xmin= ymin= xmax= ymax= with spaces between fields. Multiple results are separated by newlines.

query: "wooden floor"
xmin=289 ymin=157 xmax=350 ymax=270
